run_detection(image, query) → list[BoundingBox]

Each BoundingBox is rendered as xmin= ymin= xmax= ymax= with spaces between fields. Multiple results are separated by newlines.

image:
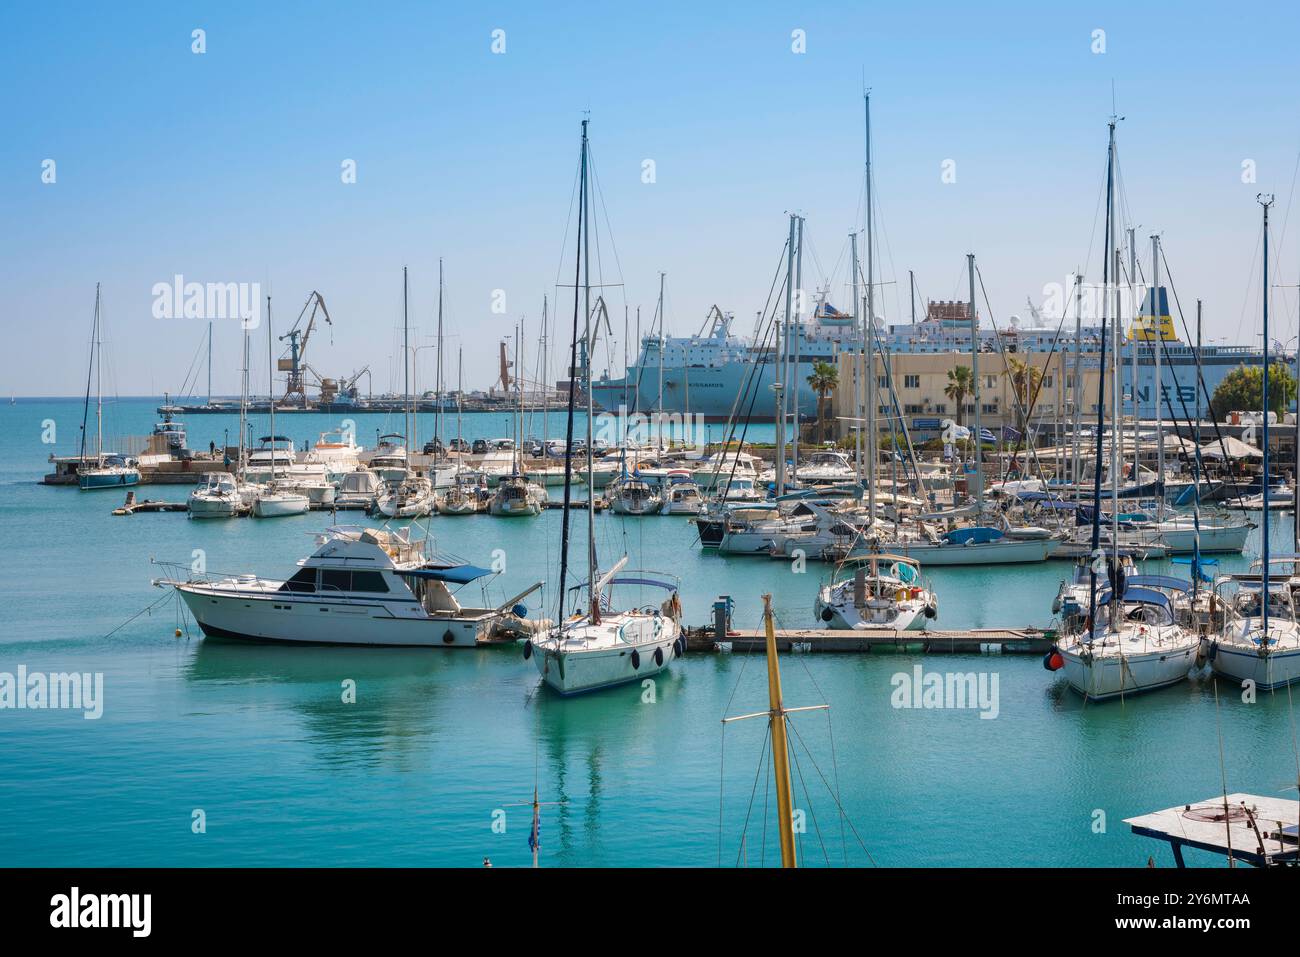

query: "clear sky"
xmin=4 ymin=1 xmax=1300 ymax=397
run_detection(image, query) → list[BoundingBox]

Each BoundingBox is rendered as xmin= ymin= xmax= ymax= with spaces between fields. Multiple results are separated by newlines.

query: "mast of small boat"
xmin=1105 ymin=120 xmax=1120 ymax=623
xmin=267 ymin=294 xmax=276 ymax=484
xmin=581 ymin=120 xmax=599 ymax=623
xmin=95 ymin=283 xmax=104 ymax=466
xmin=777 ymin=215 xmax=794 ymax=497
xmin=968 ymin=253 xmax=981 ymax=512
xmin=865 ymin=90 xmax=877 ymax=517
xmin=403 ymin=266 xmax=412 ymax=469
xmin=1071 ymin=271 xmax=1083 ymax=486
xmin=1261 ymin=193 xmax=1274 ymax=637
xmin=657 ymin=271 xmax=665 ymax=452
xmin=238 ymin=324 xmax=249 ymax=474
xmin=541 ymin=294 xmax=549 ymax=455
xmin=793 ymin=217 xmax=803 ymax=479
xmin=850 ymin=232 xmax=861 ymax=478
xmin=1152 ymin=234 xmax=1165 ymax=506
xmin=434 ymin=258 xmax=444 ymax=468
xmin=78 ymin=285 xmax=97 ymax=469
xmin=1128 ymin=227 xmax=1139 ymax=488
xmin=456 ymin=345 xmax=464 ymax=477
xmin=763 ymin=593 xmax=798 ymax=868
xmin=516 ymin=320 xmax=524 ymax=475
xmin=207 ymin=320 xmax=213 ymax=406
xmin=1193 ymin=300 xmax=1203 ymax=601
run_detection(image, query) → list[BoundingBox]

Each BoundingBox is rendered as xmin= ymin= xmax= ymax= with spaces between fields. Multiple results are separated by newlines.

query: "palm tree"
xmin=807 ymin=360 xmax=839 ymax=443
xmin=944 ymin=366 xmax=973 ymax=427
xmin=1005 ymin=355 xmax=1043 ymax=434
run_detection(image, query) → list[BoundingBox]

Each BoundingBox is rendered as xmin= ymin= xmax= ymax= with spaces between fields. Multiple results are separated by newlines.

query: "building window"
xmin=877 ymin=375 xmax=888 ymax=389
xmin=1066 ymin=376 xmax=1075 ymax=389
xmin=903 ymin=374 xmax=920 ymax=389
xmin=982 ymin=403 xmax=998 ymax=414
xmin=984 ymin=375 xmax=997 ymax=389
xmin=1043 ymin=375 xmax=1053 ymax=389
xmin=933 ymin=404 xmax=947 ymax=414
xmin=904 ymin=404 xmax=924 ymax=414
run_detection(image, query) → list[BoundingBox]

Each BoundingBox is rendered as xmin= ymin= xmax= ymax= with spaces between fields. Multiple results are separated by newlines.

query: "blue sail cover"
xmin=397 ymin=565 xmax=493 ymax=584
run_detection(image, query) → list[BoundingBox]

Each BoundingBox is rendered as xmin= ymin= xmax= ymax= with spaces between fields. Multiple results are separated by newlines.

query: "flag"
xmin=979 ymin=428 xmax=997 ymax=443
xmin=528 ymin=807 xmax=540 ymax=853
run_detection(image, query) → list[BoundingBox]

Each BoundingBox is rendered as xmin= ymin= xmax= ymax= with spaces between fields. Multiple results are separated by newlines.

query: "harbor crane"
xmin=278 ymin=291 xmax=333 ymax=406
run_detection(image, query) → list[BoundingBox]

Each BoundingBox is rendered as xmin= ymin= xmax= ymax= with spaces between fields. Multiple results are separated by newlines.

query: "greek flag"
xmin=979 ymin=428 xmax=997 ymax=443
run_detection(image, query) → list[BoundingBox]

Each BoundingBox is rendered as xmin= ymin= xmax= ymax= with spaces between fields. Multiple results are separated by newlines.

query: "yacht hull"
xmin=1059 ymin=644 xmax=1197 ymax=700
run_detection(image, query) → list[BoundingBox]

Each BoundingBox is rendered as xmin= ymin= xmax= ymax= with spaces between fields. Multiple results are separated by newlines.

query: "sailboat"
xmin=1051 ymin=120 xmax=1200 ymax=700
xmin=77 ymin=284 xmax=141 ymax=490
xmin=489 ymin=323 xmax=546 ymax=517
xmin=526 ymin=120 xmax=685 ymax=695
xmin=1209 ymin=195 xmax=1300 ymax=691
xmin=252 ymin=295 xmax=310 ymax=518
xmin=814 ymin=552 xmax=937 ymax=630
xmin=376 ymin=267 xmax=434 ymax=519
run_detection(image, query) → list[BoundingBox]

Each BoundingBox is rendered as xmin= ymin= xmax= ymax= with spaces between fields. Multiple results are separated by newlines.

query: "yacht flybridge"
xmin=156 ymin=525 xmax=544 ymax=648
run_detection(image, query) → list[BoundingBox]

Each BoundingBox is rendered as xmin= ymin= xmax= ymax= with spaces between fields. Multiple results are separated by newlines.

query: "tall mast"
xmin=267 ymin=294 xmax=276 ymax=482
xmin=777 ymin=214 xmax=795 ymax=496
xmin=239 ymin=325 xmax=249 ymax=472
xmin=456 ymin=345 xmax=464 ymax=471
xmin=850 ymin=232 xmax=861 ymax=477
xmin=1071 ymin=271 xmax=1083 ymax=484
xmin=1104 ymin=120 xmax=1119 ymax=603
xmin=864 ymin=90 xmax=876 ymax=507
xmin=582 ymin=120 xmax=597 ymax=619
xmin=657 ymin=271 xmax=666 ymax=447
xmin=434 ymin=258 xmax=444 ymax=461
xmin=968 ymin=253 xmax=981 ymax=511
xmin=541 ymin=294 xmax=549 ymax=450
xmin=1128 ymin=227 xmax=1138 ymax=484
xmin=1193 ymin=300 xmax=1203 ymax=600
xmin=793 ymin=216 xmax=803 ymax=478
xmin=762 ymin=594 xmax=797 ymax=868
xmin=1261 ymin=194 xmax=1274 ymax=637
xmin=1151 ymin=234 xmax=1165 ymax=496
xmin=557 ymin=120 xmax=586 ymax=630
xmin=95 ymin=283 xmax=103 ymax=462
xmin=207 ymin=320 xmax=213 ymax=405
xmin=403 ymin=266 xmax=410 ymax=464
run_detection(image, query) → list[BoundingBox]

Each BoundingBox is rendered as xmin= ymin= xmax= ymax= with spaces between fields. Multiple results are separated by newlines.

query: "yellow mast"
xmin=763 ymin=593 xmax=798 ymax=868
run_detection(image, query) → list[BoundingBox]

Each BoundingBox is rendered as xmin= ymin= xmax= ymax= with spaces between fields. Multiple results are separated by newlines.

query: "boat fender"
xmin=924 ymin=604 xmax=937 ymax=620
xmin=523 ymin=640 xmax=533 ymax=660
xmin=820 ymin=608 xmax=835 ymax=622
xmin=1206 ymin=640 xmax=1217 ymax=663
xmin=1042 ymin=651 xmax=1064 ymax=672
xmin=630 ymin=649 xmax=641 ymax=669
xmin=676 ymin=637 xmax=686 ymax=657
xmin=1051 ymin=595 xmax=1062 ymax=614
xmin=512 ymin=603 xmax=528 ymax=618
xmin=654 ymin=647 xmax=664 ymax=667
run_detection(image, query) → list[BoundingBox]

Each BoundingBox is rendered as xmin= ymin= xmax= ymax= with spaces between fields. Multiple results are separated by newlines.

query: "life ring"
xmin=631 ymin=649 xmax=641 ymax=669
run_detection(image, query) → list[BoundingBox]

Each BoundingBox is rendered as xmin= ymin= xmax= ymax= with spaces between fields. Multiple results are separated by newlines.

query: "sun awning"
xmin=396 ymin=564 xmax=494 ymax=584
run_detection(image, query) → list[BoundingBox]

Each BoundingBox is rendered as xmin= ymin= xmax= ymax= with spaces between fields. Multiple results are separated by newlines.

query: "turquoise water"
xmin=3 ymin=398 xmax=1299 ymax=867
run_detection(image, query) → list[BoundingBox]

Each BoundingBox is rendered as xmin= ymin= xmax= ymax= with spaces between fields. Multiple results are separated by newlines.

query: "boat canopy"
xmin=1096 ymin=587 xmax=1175 ymax=611
xmin=943 ymin=526 xmax=1005 ymax=546
xmin=1123 ymin=575 xmax=1193 ymax=594
xmin=396 ymin=564 xmax=494 ymax=584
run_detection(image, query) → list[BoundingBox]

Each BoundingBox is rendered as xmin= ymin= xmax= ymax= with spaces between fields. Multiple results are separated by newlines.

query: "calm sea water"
xmin=2 ymin=397 xmax=1298 ymax=867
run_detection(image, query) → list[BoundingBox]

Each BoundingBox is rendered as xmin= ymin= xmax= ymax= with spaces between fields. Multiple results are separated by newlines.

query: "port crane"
xmin=278 ymin=291 xmax=333 ymax=406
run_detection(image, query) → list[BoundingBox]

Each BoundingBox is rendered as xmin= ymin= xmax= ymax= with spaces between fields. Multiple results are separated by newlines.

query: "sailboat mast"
xmin=864 ymin=91 xmax=876 ymax=504
xmin=581 ymin=120 xmax=597 ymax=619
xmin=762 ymin=593 xmax=798 ymax=868
xmin=968 ymin=254 xmax=981 ymax=512
xmin=1128 ymin=227 xmax=1138 ymax=482
xmin=1104 ymin=121 xmax=1119 ymax=593
xmin=850 ymin=232 xmax=861 ymax=477
xmin=1071 ymin=272 xmax=1083 ymax=484
xmin=778 ymin=215 xmax=794 ymax=496
xmin=1152 ymin=234 xmax=1165 ymax=493
xmin=1193 ymin=300 xmax=1203 ymax=600
xmin=435 ymin=258 xmax=444 ymax=460
xmin=403 ymin=265 xmax=410 ymax=464
xmin=207 ymin=320 xmax=213 ymax=405
xmin=793 ymin=216 xmax=803 ymax=477
xmin=1261 ymin=194 xmax=1274 ymax=637
xmin=95 ymin=284 xmax=103 ymax=462
xmin=267 ymin=295 xmax=276 ymax=482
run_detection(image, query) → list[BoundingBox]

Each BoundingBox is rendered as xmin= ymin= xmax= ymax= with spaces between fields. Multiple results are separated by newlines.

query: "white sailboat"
xmin=77 ymin=284 xmax=142 ymax=491
xmin=251 ymin=296 xmax=309 ymax=518
xmin=188 ymin=472 xmax=247 ymax=518
xmin=1209 ymin=196 xmax=1300 ymax=691
xmin=527 ymin=120 xmax=684 ymax=695
xmin=1052 ymin=122 xmax=1199 ymax=701
xmin=814 ymin=553 xmax=937 ymax=630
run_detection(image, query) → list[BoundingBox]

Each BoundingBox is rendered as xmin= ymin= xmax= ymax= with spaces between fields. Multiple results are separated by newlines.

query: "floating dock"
xmin=685 ymin=626 xmax=1054 ymax=654
xmin=112 ymin=498 xmax=188 ymax=515
xmin=1126 ymin=793 xmax=1300 ymax=867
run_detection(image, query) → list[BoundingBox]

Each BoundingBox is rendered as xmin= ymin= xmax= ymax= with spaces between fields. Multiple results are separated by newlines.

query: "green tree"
xmin=944 ymin=366 xmax=973 ymax=426
xmin=1005 ymin=355 xmax=1043 ymax=434
xmin=1209 ymin=362 xmax=1297 ymax=421
xmin=807 ymin=360 xmax=839 ymax=442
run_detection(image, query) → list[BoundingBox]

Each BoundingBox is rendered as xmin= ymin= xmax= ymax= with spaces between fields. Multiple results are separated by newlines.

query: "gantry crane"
xmin=278 ymin=291 xmax=333 ymax=406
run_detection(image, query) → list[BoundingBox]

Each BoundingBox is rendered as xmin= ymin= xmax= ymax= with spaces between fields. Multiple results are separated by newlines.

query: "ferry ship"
xmin=590 ymin=290 xmax=1281 ymax=424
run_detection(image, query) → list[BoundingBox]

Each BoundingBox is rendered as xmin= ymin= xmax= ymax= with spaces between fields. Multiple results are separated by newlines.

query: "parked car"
xmin=422 ymin=438 xmax=444 ymax=455
xmin=471 ymin=438 xmax=489 ymax=455
xmin=448 ymin=438 xmax=470 ymax=453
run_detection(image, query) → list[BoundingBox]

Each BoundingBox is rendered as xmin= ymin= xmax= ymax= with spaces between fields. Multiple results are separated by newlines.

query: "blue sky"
xmin=3 ymin=1 xmax=1300 ymax=396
